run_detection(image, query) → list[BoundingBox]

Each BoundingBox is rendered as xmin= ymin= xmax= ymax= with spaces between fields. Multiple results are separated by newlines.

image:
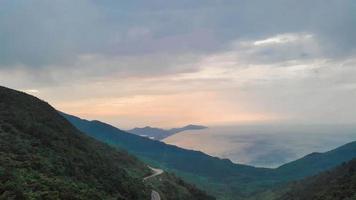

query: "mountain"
xmin=0 ymin=86 xmax=214 ymax=200
xmin=128 ymin=124 xmax=207 ymax=140
xmin=250 ymin=141 xmax=356 ymax=199
xmin=62 ymin=113 xmax=272 ymax=199
xmin=62 ymin=113 xmax=266 ymax=179
xmin=275 ymin=141 xmax=356 ymax=180
xmin=278 ymin=159 xmax=356 ymax=200
xmin=250 ymin=159 xmax=356 ymax=200
xmin=62 ymin=112 xmax=356 ymax=200
xmin=1 ymin=86 xmax=354 ymax=200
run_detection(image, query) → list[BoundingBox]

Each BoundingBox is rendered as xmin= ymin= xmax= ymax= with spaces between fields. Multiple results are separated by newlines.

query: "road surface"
xmin=143 ymin=166 xmax=164 ymax=181
xmin=143 ymin=166 xmax=164 ymax=200
xmin=151 ymin=190 xmax=161 ymax=200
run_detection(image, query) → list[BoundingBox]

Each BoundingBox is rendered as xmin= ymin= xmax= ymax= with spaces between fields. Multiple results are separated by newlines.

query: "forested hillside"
xmin=0 ymin=86 xmax=214 ymax=200
xmin=279 ymin=159 xmax=356 ymax=200
xmin=64 ymin=112 xmax=356 ymax=200
xmin=253 ymin=159 xmax=356 ymax=200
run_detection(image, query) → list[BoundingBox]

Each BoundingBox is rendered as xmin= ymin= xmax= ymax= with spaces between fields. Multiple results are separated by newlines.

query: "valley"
xmin=1 ymin=1 xmax=355 ymax=199
xmin=63 ymin=111 xmax=356 ymax=200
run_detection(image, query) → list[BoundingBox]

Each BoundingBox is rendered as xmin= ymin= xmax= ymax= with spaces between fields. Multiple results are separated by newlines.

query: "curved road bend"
xmin=151 ymin=190 xmax=161 ymax=200
xmin=143 ymin=166 xmax=164 ymax=200
xmin=143 ymin=166 xmax=164 ymax=181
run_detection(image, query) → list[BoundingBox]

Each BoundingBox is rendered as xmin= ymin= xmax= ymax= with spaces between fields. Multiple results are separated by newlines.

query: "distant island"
xmin=127 ymin=124 xmax=207 ymax=140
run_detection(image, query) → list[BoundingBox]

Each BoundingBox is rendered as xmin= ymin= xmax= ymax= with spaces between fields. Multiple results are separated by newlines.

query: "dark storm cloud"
xmin=0 ymin=0 xmax=355 ymax=69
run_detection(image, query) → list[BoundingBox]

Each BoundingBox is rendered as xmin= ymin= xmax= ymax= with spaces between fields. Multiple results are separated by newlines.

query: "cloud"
xmin=1 ymin=0 xmax=355 ymax=68
xmin=0 ymin=0 xmax=106 ymax=67
xmin=23 ymin=89 xmax=40 ymax=94
xmin=253 ymin=33 xmax=313 ymax=46
xmin=0 ymin=0 xmax=356 ymax=127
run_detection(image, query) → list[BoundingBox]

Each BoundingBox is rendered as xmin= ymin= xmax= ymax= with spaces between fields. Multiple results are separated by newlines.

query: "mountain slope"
xmin=62 ymin=113 xmax=268 ymax=178
xmin=278 ymin=159 xmax=356 ymax=200
xmin=62 ymin=113 xmax=272 ymax=199
xmin=275 ymin=141 xmax=356 ymax=180
xmin=129 ymin=126 xmax=169 ymax=140
xmin=0 ymin=86 xmax=214 ymax=200
xmin=63 ymin=113 xmax=356 ymax=200
xmin=128 ymin=125 xmax=207 ymax=140
xmin=250 ymin=159 xmax=356 ymax=200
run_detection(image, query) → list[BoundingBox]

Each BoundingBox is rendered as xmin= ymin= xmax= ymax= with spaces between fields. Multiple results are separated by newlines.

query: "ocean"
xmin=164 ymin=124 xmax=356 ymax=168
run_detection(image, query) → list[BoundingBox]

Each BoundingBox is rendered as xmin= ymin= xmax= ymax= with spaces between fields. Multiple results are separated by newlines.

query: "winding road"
xmin=143 ymin=166 xmax=164 ymax=181
xmin=151 ymin=190 xmax=161 ymax=200
xmin=143 ymin=166 xmax=164 ymax=200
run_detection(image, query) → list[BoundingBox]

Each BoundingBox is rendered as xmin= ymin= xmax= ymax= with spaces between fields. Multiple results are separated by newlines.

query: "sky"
xmin=0 ymin=0 xmax=356 ymax=129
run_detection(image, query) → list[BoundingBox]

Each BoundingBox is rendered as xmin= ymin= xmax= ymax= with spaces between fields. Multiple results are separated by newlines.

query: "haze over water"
xmin=164 ymin=124 xmax=356 ymax=168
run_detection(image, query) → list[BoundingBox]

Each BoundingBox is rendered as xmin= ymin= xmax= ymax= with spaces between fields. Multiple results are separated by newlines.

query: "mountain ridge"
xmin=251 ymin=159 xmax=356 ymax=200
xmin=0 ymin=85 xmax=214 ymax=200
xmin=275 ymin=141 xmax=356 ymax=180
xmin=63 ymin=112 xmax=356 ymax=200
xmin=278 ymin=158 xmax=356 ymax=200
xmin=128 ymin=124 xmax=207 ymax=140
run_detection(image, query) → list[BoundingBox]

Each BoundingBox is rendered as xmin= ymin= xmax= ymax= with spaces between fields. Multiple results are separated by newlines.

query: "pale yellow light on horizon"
xmin=53 ymin=91 xmax=279 ymax=129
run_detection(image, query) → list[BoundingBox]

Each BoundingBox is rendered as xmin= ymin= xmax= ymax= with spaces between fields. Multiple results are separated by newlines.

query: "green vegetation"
xmin=145 ymin=173 xmax=214 ymax=200
xmin=62 ymin=113 xmax=272 ymax=199
xmin=0 ymin=86 xmax=214 ymax=200
xmin=252 ymin=159 xmax=356 ymax=200
xmin=63 ymin=113 xmax=356 ymax=200
xmin=1 ymin=85 xmax=353 ymax=200
xmin=275 ymin=141 xmax=356 ymax=180
xmin=279 ymin=159 xmax=356 ymax=200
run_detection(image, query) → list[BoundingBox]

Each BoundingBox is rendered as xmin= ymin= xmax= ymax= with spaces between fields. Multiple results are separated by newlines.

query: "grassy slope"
xmin=0 ymin=86 xmax=214 ymax=200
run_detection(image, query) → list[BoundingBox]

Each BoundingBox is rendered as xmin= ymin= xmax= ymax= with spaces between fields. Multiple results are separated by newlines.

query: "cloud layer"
xmin=0 ymin=0 xmax=355 ymax=127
